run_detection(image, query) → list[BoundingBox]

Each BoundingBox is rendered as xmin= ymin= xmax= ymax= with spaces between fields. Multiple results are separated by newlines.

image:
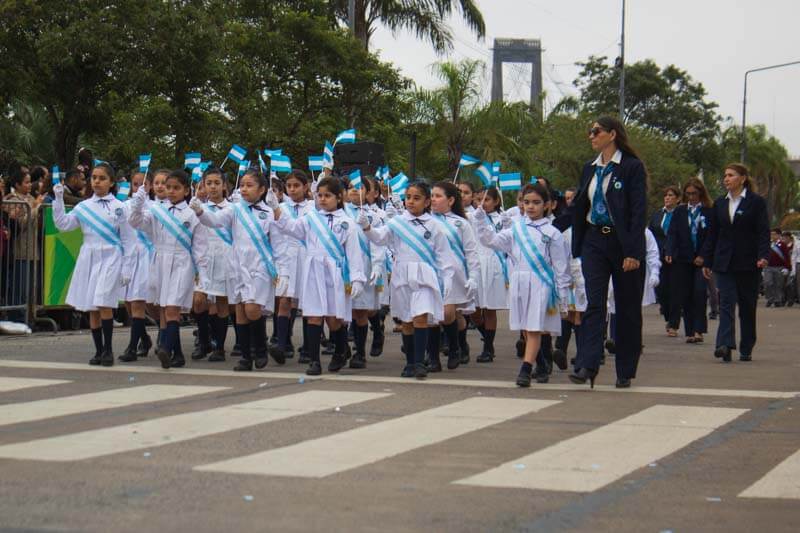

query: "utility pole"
xmin=348 ymin=0 xmax=356 ymax=33
xmin=741 ymin=60 xmax=800 ymax=163
xmin=618 ymin=0 xmax=626 ymax=120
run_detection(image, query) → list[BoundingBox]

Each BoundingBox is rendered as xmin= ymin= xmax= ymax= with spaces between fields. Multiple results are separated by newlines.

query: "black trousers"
xmin=715 ymin=270 xmax=760 ymax=356
xmin=576 ymin=227 xmax=645 ymax=379
xmin=671 ymin=262 xmax=708 ymax=336
xmin=657 ymin=260 xmax=672 ymax=322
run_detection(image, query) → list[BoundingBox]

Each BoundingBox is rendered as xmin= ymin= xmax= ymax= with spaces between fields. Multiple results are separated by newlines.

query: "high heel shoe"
xmin=568 ymin=368 xmax=598 ymax=389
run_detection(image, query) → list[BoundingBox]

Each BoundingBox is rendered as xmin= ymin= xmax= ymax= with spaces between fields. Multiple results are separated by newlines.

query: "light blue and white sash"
xmin=136 ymin=230 xmax=154 ymax=256
xmin=150 ymin=203 xmax=196 ymax=272
xmin=305 ymin=210 xmax=351 ymax=291
xmin=73 ymin=204 xmax=123 ymax=253
xmin=487 ymin=214 xmax=510 ymax=287
xmin=386 ymin=216 xmax=443 ymax=295
xmin=207 ymin=204 xmax=233 ymax=246
xmin=281 ymin=201 xmax=307 ymax=248
xmin=233 ymin=202 xmax=278 ymax=280
xmin=512 ymin=218 xmax=558 ymax=314
xmin=434 ymin=213 xmax=468 ymax=276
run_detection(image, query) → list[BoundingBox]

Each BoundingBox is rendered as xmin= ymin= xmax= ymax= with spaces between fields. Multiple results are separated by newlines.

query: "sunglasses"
xmin=589 ymin=127 xmax=608 ymax=137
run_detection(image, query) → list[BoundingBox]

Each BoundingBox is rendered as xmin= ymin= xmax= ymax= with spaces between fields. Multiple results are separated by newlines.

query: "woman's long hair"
xmin=682 ymin=177 xmax=713 ymax=208
xmin=596 ymin=116 xmax=641 ymax=160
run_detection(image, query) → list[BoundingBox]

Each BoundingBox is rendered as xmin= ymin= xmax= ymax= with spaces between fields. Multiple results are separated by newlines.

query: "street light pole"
xmin=619 ymin=0 xmax=626 ymax=119
xmin=741 ymin=60 xmax=800 ymax=163
xmin=348 ymin=0 xmax=356 ymax=32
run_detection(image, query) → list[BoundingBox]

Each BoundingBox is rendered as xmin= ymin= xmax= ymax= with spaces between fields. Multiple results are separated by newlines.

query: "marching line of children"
xmin=58 ymin=158 xmax=652 ymax=387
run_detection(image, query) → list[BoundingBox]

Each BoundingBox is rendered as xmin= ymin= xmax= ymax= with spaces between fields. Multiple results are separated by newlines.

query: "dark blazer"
xmin=648 ymin=209 xmax=670 ymax=257
xmin=700 ymin=190 xmax=770 ymax=273
xmin=572 ymin=153 xmax=648 ymax=260
xmin=665 ymin=204 xmax=712 ymax=263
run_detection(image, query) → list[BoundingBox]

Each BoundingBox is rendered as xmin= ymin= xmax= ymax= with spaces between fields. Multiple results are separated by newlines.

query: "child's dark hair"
xmin=407 ymin=181 xmax=431 ymax=213
xmin=520 ymin=182 xmax=550 ymax=204
xmin=434 ymin=180 xmax=466 ymax=219
xmin=318 ymin=176 xmax=345 ymax=209
xmin=165 ymin=169 xmax=191 ymax=201
xmin=286 ymin=169 xmax=309 ymax=186
xmin=241 ymin=170 xmax=269 ymax=201
xmin=202 ymin=167 xmax=227 ymax=197
xmin=271 ymin=175 xmax=286 ymax=195
xmin=363 ymin=176 xmax=378 ymax=200
xmin=93 ymin=162 xmax=118 ymax=195
xmin=459 ymin=181 xmax=476 ymax=193
xmin=483 ymin=186 xmax=502 ymax=212
xmin=6 ymin=162 xmax=29 ymax=193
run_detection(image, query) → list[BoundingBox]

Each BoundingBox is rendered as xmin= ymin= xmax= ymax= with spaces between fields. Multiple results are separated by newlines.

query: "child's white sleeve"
xmin=475 ymin=220 xmax=513 ymax=253
xmin=273 ymin=213 xmax=307 ymax=241
xmin=52 ymin=195 xmax=79 ymax=232
xmin=198 ymin=207 xmax=233 ymax=229
xmin=461 ymin=222 xmax=481 ymax=288
xmin=128 ymin=189 xmax=152 ymax=230
xmin=432 ymin=229 xmax=456 ymax=299
xmin=364 ymin=224 xmax=391 ymax=246
xmin=191 ymin=221 xmax=210 ymax=286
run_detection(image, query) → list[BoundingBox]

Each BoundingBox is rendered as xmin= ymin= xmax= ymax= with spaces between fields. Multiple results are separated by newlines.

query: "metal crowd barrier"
xmin=0 ymin=199 xmax=35 ymax=325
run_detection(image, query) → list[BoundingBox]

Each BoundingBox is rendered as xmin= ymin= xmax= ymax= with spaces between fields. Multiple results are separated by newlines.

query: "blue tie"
xmin=661 ymin=209 xmax=673 ymax=234
xmin=688 ymin=207 xmax=700 ymax=251
xmin=590 ymin=164 xmax=614 ymax=225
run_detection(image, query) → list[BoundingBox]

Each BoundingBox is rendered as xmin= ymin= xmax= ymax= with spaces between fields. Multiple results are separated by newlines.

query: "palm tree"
xmin=0 ymin=99 xmax=57 ymax=169
xmin=332 ymin=1 xmax=485 ymax=53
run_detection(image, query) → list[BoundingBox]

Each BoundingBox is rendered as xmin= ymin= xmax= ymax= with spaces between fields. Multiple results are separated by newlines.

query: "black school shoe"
xmin=400 ymin=365 xmax=416 ymax=378
xmin=306 ymin=361 xmax=322 ymax=376
xmin=714 ymin=345 xmax=732 ymax=362
xmin=233 ymin=358 xmax=253 ymax=371
xmin=230 ymin=344 xmax=241 ymax=357
xmin=349 ymin=352 xmax=367 ymax=369
xmin=552 ymin=349 xmax=568 ymax=370
xmin=268 ymin=345 xmax=286 ymax=365
xmin=191 ymin=343 xmax=211 ymax=360
xmin=100 ymin=349 xmax=114 ymax=367
xmin=328 ymin=353 xmax=347 ymax=372
xmin=476 ymin=350 xmax=494 ymax=363
xmin=208 ymin=349 xmax=226 ymax=362
xmin=254 ymin=348 xmax=269 ymax=370
xmin=136 ymin=334 xmax=152 ymax=358
xmin=370 ymin=332 xmax=384 ymax=357
xmin=516 ymin=368 xmax=532 ymax=388
xmin=155 ymin=348 xmax=171 ymax=369
xmin=427 ymin=358 xmax=443 ymax=373
xmin=298 ymin=352 xmax=310 ymax=364
xmin=459 ymin=343 xmax=470 ymax=364
xmin=118 ymin=347 xmax=138 ymax=363
xmin=415 ymin=363 xmax=428 ymax=379
xmin=170 ymin=353 xmax=186 ymax=368
xmin=533 ymin=365 xmax=549 ymax=384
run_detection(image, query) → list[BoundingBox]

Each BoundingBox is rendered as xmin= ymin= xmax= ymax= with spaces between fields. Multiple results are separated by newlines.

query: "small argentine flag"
xmin=258 ymin=152 xmax=268 ymax=174
xmin=271 ymin=155 xmax=292 ymax=173
xmin=227 ymin=144 xmax=247 ymax=164
xmin=184 ymin=152 xmax=201 ymax=168
xmin=323 ymin=141 xmax=334 ymax=168
xmin=116 ymin=181 xmax=131 ymax=201
xmin=138 ymin=154 xmax=152 ymax=174
xmin=381 ymin=165 xmax=391 ymax=181
xmin=308 ymin=155 xmax=324 ymax=172
xmin=498 ymin=172 xmax=522 ymax=191
xmin=475 ymin=162 xmax=493 ymax=187
xmin=51 ymin=166 xmax=62 ymax=185
xmin=264 ymin=148 xmax=283 ymax=158
xmin=458 ymin=153 xmax=480 ymax=167
xmin=389 ymin=172 xmax=409 ymax=192
xmin=334 ymin=128 xmax=356 ymax=145
xmin=192 ymin=166 xmax=203 ymax=183
xmin=238 ymin=160 xmax=251 ymax=178
xmin=349 ymin=169 xmax=363 ymax=190
xmin=93 ymin=158 xmax=107 ymax=167
xmin=492 ymin=161 xmax=501 ymax=178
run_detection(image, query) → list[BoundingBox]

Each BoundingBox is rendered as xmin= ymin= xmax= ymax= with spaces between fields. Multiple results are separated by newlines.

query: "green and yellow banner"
xmin=42 ymin=206 xmax=82 ymax=307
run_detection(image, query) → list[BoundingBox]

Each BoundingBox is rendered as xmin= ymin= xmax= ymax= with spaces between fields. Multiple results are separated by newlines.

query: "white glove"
xmin=310 ymin=179 xmax=319 ymax=196
xmin=648 ymin=276 xmax=659 ymax=289
xmin=465 ymin=278 xmax=478 ymax=302
xmin=349 ymin=281 xmax=364 ymax=300
xmin=229 ymin=189 xmax=241 ymax=203
xmin=368 ymin=270 xmax=380 ymax=285
xmin=265 ymin=188 xmax=280 ymax=210
xmin=385 ymin=204 xmax=398 ymax=219
xmin=356 ymin=210 xmax=369 ymax=230
xmin=53 ymin=183 xmax=64 ymax=199
xmin=189 ymin=197 xmax=204 ymax=215
xmin=501 ymin=211 xmax=513 ymax=229
xmin=473 ymin=207 xmax=487 ymax=221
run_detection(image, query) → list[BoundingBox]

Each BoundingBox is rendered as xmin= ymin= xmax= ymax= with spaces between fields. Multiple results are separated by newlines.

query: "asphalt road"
xmin=0 ymin=305 xmax=798 ymax=533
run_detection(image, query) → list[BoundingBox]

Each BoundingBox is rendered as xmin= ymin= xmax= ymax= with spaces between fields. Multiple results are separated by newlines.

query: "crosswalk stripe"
xmin=195 ymin=398 xmax=559 ymax=478
xmin=454 ymin=405 xmax=748 ymax=492
xmin=0 ymin=390 xmax=388 ymax=462
xmin=0 ymin=385 xmax=229 ymax=427
xmin=0 ymin=377 xmax=71 ymax=393
xmin=0 ymin=360 xmax=795 ymax=399
xmin=738 ymin=449 xmax=800 ymax=499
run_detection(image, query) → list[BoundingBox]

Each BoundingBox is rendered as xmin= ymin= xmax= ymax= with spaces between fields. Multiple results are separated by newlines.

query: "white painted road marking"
xmin=454 ymin=405 xmax=748 ymax=492
xmin=195 ymin=397 xmax=558 ymax=478
xmin=0 ymin=385 xmax=228 ymax=427
xmin=739 ymin=449 xmax=800 ymax=500
xmin=0 ymin=390 xmax=389 ymax=461
xmin=0 ymin=377 xmax=71 ymax=393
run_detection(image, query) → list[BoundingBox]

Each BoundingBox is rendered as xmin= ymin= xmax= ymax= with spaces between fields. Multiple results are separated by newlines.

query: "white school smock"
xmin=273 ymin=198 xmax=312 ymax=299
xmin=198 ymin=199 xmax=233 ymax=298
xmin=607 ymin=228 xmax=661 ymax=313
xmin=476 ymin=216 xmax=570 ymax=334
xmin=53 ymin=193 xmax=125 ymax=311
xmin=119 ymin=200 xmax=153 ymax=302
xmin=129 ymin=191 xmax=209 ymax=311
xmin=273 ymin=208 xmax=366 ymax=321
xmin=365 ymin=211 xmax=454 ymax=323
xmin=433 ymin=211 xmax=480 ymax=312
xmin=561 ymin=228 xmax=587 ymax=313
xmin=198 ymin=200 xmax=277 ymax=310
xmin=471 ymin=211 xmax=510 ymax=310
xmin=344 ymin=203 xmax=382 ymax=311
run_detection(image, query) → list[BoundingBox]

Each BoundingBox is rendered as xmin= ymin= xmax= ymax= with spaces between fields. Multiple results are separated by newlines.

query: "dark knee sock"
xmin=164 ymin=321 xmax=180 ymax=353
xmin=443 ymin=322 xmax=459 ymax=355
xmin=413 ymin=327 xmax=429 ymax=366
xmin=306 ymin=323 xmax=322 ymax=363
xmin=427 ymin=326 xmax=441 ymax=361
xmin=101 ymin=319 xmax=114 ymax=352
xmin=276 ymin=316 xmax=290 ymax=349
xmin=211 ymin=315 xmax=227 ymax=349
xmin=238 ymin=322 xmax=251 ymax=360
xmin=368 ymin=313 xmax=381 ymax=334
xmin=458 ymin=327 xmax=468 ymax=352
xmin=127 ymin=318 xmax=145 ymax=351
xmin=271 ymin=313 xmax=278 ymax=341
xmin=288 ymin=308 xmax=297 ymax=345
xmin=250 ymin=316 xmax=267 ymax=355
xmin=157 ymin=328 xmax=165 ymax=348
xmin=401 ymin=333 xmax=414 ymax=367
xmin=354 ymin=324 xmax=368 ymax=356
xmin=333 ymin=326 xmax=348 ymax=355
xmin=233 ymin=322 xmax=241 ymax=347
xmin=301 ymin=317 xmax=309 ymax=349
xmin=483 ymin=328 xmax=496 ymax=353
xmin=91 ymin=327 xmax=103 ymax=355
xmin=196 ymin=311 xmax=210 ymax=346
xmin=520 ymin=361 xmax=533 ymax=375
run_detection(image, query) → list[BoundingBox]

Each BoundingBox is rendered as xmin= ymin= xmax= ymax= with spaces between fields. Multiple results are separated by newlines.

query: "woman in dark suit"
xmin=570 ymin=116 xmax=648 ymax=388
xmin=649 ymin=186 xmax=680 ymax=335
xmin=701 ymin=164 xmax=769 ymax=362
xmin=665 ymin=177 xmax=713 ymax=343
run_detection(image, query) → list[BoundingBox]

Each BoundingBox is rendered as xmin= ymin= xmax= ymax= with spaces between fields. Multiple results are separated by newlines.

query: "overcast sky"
xmin=370 ymin=0 xmax=800 ymax=158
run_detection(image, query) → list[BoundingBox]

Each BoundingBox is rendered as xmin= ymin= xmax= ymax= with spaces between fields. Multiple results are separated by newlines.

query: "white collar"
xmin=93 ymin=193 xmax=115 ymax=202
xmin=727 ymin=188 xmax=747 ymax=201
xmin=688 ymin=202 xmax=700 ymax=210
xmin=592 ymin=149 xmax=623 ymax=167
xmin=404 ymin=211 xmax=430 ymax=221
xmin=526 ymin=217 xmax=549 ymax=227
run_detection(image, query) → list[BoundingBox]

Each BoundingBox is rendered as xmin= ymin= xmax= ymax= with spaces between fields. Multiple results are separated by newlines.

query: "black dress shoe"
xmin=615 ymin=378 xmax=631 ymax=388
xmin=89 ymin=353 xmax=102 ymax=365
xmin=739 ymin=354 xmax=752 ymax=362
xmin=118 ymin=347 xmax=138 ymax=362
xmin=349 ymin=353 xmax=366 ymax=369
xmin=233 ymin=358 xmax=253 ymax=371
xmin=191 ymin=343 xmax=211 ymax=360
xmin=476 ymin=350 xmax=494 ymax=363
xmin=414 ymin=363 xmax=428 ymax=379
xmin=714 ymin=345 xmax=732 ymax=362
xmin=136 ymin=334 xmax=152 ymax=358
xmin=568 ymin=368 xmax=598 ymax=388
xmin=534 ymin=366 xmax=549 ymax=384
xmin=254 ymin=349 xmax=269 ymax=369
xmin=328 ymin=354 xmax=346 ymax=372
xmin=285 ymin=344 xmax=295 ymax=359
xmin=306 ymin=361 xmax=322 ymax=376
xmin=322 ymin=344 xmax=335 ymax=356
xmin=170 ymin=354 xmax=186 ymax=368
xmin=516 ymin=369 xmax=532 ymax=388
xmin=100 ymin=349 xmax=114 ymax=367
xmin=208 ymin=349 xmax=226 ymax=362
xmin=155 ymin=348 xmax=171 ymax=369
xmin=400 ymin=365 xmax=416 ymax=378
xmin=427 ymin=359 xmax=442 ymax=373
xmin=552 ymin=349 xmax=568 ymax=370
xmin=268 ymin=345 xmax=286 ymax=365
xmin=446 ymin=351 xmax=460 ymax=370
xmin=369 ymin=334 xmax=384 ymax=357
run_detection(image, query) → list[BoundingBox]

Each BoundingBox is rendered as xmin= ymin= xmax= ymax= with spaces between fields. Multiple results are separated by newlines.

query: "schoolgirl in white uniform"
xmin=53 ymin=163 xmax=126 ymax=367
xmin=145 ymin=169 xmax=170 ymax=354
xmin=270 ymin=176 xmax=366 ymax=376
xmin=189 ymin=168 xmax=232 ymax=363
xmin=474 ymin=182 xmax=570 ymax=388
xmin=191 ymin=169 xmax=283 ymax=372
xmin=429 ymin=181 xmax=480 ymax=371
xmin=471 ymin=187 xmax=511 ymax=363
xmin=457 ymin=182 xmax=477 ymax=219
xmin=358 ymin=181 xmax=455 ymax=379
xmin=270 ymin=170 xmax=312 ymax=363
xmin=130 ymin=169 xmax=209 ymax=370
xmin=118 ymin=170 xmax=154 ymax=363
